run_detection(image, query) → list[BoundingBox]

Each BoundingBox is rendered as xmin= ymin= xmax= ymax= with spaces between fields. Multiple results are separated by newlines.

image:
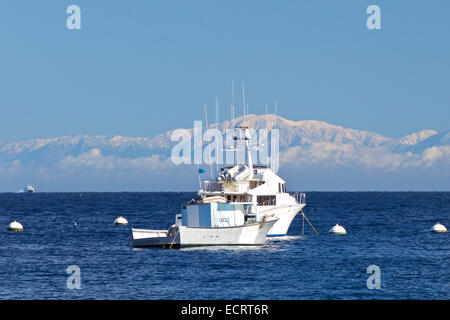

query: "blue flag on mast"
xmin=198 ymin=168 xmax=206 ymax=174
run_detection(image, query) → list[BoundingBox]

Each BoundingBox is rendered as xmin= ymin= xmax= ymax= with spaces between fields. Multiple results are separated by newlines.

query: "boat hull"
xmin=131 ymin=217 xmax=278 ymax=248
xmin=261 ymin=204 xmax=305 ymax=237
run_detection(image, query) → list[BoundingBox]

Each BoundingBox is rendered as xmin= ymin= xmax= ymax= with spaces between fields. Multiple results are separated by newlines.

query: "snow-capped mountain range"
xmin=1 ymin=114 xmax=448 ymax=191
xmin=0 ymin=114 xmax=448 ymax=166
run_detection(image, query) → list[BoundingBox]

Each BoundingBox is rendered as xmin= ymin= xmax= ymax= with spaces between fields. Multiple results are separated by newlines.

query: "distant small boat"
xmin=24 ymin=185 xmax=35 ymax=193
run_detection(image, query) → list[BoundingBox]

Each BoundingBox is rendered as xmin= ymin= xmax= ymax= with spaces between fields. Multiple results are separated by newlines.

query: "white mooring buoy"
xmin=329 ymin=224 xmax=346 ymax=235
xmin=8 ymin=220 xmax=23 ymax=232
xmin=114 ymin=216 xmax=128 ymax=225
xmin=430 ymin=222 xmax=447 ymax=233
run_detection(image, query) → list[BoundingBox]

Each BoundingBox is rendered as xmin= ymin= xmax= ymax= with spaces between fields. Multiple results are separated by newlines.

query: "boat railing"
xmin=290 ymin=192 xmax=306 ymax=204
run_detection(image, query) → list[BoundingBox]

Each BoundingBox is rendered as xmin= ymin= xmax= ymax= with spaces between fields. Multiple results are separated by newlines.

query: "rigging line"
xmin=302 ymin=214 xmax=305 ymax=237
xmin=169 ymin=228 xmax=179 ymax=249
xmin=299 ymin=208 xmax=319 ymax=235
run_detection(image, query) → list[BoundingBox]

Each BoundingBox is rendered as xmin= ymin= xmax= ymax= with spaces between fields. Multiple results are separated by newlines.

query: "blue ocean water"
xmin=0 ymin=192 xmax=448 ymax=300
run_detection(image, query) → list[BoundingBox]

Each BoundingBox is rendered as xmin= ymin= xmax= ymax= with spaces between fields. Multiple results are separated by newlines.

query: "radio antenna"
xmin=203 ymin=104 xmax=213 ymax=177
xmin=266 ymin=104 xmax=269 ymax=167
xmin=242 ymin=81 xmax=246 ymax=124
xmin=215 ymin=96 xmax=219 ymax=172
xmin=271 ymin=100 xmax=278 ymax=170
xmin=274 ymin=100 xmax=278 ymax=128
xmin=231 ymin=80 xmax=235 ymax=126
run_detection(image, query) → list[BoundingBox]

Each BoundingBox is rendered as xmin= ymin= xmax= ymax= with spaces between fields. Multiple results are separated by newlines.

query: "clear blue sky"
xmin=0 ymin=0 xmax=449 ymax=142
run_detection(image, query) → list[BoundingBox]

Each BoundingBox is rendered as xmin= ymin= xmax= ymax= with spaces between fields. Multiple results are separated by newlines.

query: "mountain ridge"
xmin=0 ymin=114 xmax=445 ymax=161
xmin=0 ymin=114 xmax=448 ymax=192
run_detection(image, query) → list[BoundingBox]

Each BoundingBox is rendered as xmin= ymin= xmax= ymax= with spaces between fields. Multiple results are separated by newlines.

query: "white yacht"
xmin=198 ymin=126 xmax=306 ymax=237
xmin=131 ymin=126 xmax=305 ymax=248
xmin=200 ymin=167 xmax=305 ymax=237
xmin=24 ymin=185 xmax=35 ymax=193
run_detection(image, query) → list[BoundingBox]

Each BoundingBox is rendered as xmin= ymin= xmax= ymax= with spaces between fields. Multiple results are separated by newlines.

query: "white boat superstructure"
xmin=25 ymin=185 xmax=35 ymax=193
xmin=200 ymin=167 xmax=305 ymax=236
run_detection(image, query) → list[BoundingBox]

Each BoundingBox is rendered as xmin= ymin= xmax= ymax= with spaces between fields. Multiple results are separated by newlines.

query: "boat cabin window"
xmin=249 ymin=180 xmax=265 ymax=190
xmin=257 ymin=195 xmax=276 ymax=206
xmin=226 ymin=195 xmax=250 ymax=203
xmin=278 ymin=183 xmax=286 ymax=193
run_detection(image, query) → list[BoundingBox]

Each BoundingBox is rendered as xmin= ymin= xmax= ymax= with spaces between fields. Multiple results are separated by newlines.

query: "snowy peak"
xmin=0 ymin=115 xmax=447 ymax=166
xmin=216 ymin=114 xmax=393 ymax=148
xmin=399 ymin=130 xmax=438 ymax=145
xmin=405 ymin=129 xmax=450 ymax=153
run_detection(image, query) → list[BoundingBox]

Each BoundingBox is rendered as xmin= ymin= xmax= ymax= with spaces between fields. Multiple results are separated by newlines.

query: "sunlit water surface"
xmin=0 ymin=192 xmax=448 ymax=299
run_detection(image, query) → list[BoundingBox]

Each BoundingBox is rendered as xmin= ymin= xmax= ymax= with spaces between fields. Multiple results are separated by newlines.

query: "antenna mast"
xmin=215 ymin=97 xmax=219 ymax=173
xmin=231 ymin=81 xmax=236 ymax=166
xmin=274 ymin=100 xmax=278 ymax=127
xmin=271 ymin=100 xmax=278 ymax=169
xmin=231 ymin=80 xmax=235 ymax=123
xmin=203 ymin=104 xmax=213 ymax=177
xmin=242 ymin=81 xmax=246 ymax=124
xmin=266 ymin=104 xmax=269 ymax=168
